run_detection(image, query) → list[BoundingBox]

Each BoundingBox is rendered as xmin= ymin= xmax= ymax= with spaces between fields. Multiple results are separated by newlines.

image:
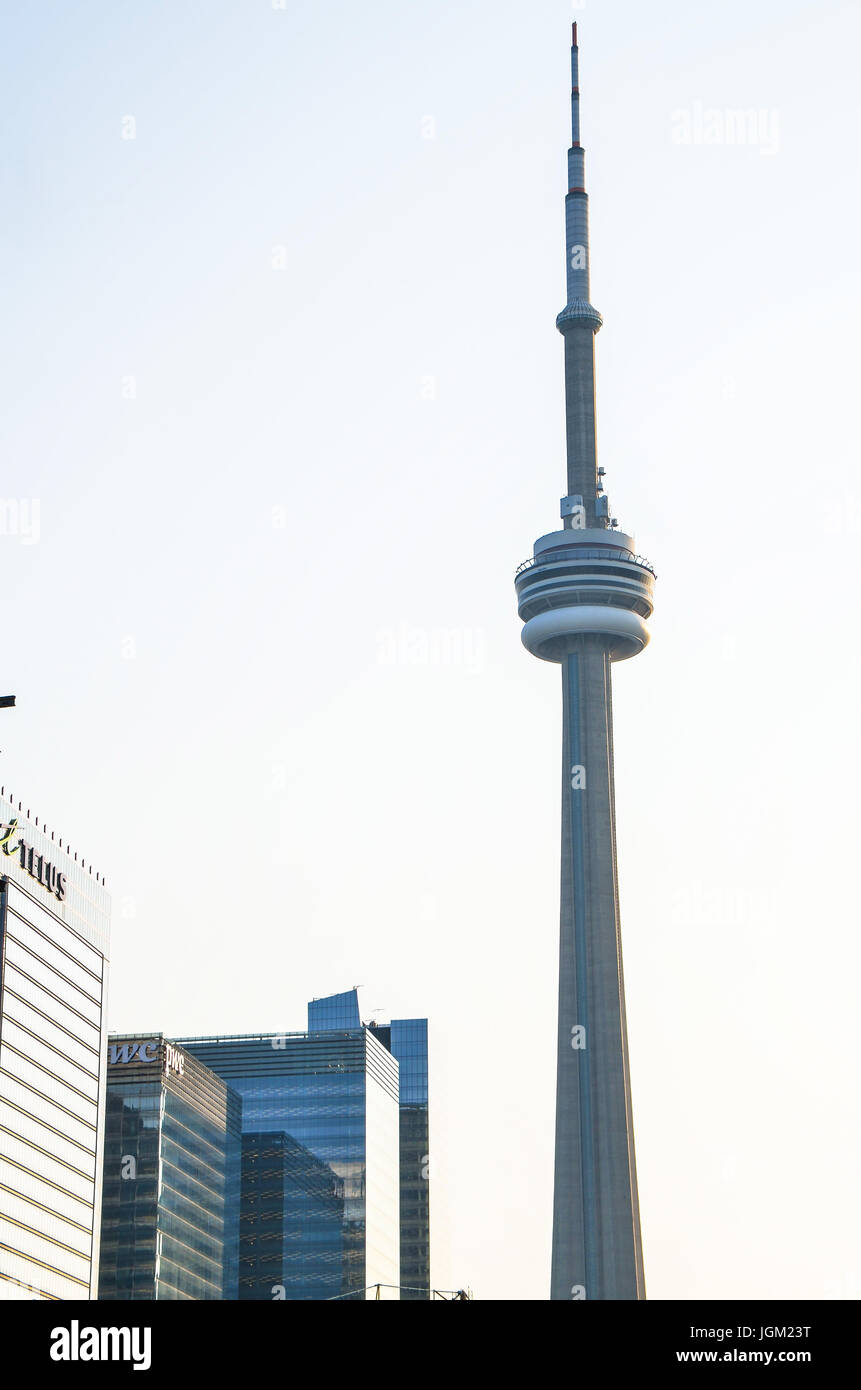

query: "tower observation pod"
xmin=514 ymin=25 xmax=654 ymax=1301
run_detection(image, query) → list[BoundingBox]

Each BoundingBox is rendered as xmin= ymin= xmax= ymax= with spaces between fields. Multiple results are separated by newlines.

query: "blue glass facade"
xmin=241 ymin=1132 xmax=344 ymax=1300
xmin=307 ymin=992 xmax=361 ymax=1031
xmin=181 ymin=1024 xmax=400 ymax=1300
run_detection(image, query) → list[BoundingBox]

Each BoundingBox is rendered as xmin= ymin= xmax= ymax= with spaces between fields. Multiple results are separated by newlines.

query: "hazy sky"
xmin=3 ymin=0 xmax=859 ymax=1300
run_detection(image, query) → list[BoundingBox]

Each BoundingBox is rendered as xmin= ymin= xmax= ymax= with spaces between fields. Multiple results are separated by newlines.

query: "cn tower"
xmin=514 ymin=25 xmax=654 ymax=1300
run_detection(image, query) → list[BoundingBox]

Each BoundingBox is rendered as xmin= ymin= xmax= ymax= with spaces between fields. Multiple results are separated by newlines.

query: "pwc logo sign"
xmin=0 ymin=817 xmax=67 ymax=902
xmin=108 ymin=1040 xmax=186 ymax=1078
xmin=109 ymin=1041 xmax=158 ymax=1066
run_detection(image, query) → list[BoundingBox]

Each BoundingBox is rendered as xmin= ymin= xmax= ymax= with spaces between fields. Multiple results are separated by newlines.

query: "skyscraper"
xmin=514 ymin=26 xmax=655 ymax=1300
xmin=308 ymin=993 xmax=430 ymax=1299
xmin=0 ymin=792 xmax=111 ymax=1300
xmin=98 ymin=1036 xmax=241 ymax=1300
xmin=182 ymin=999 xmax=403 ymax=1300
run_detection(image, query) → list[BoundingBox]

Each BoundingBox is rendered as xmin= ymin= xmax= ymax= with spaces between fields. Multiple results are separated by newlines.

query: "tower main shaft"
xmin=514 ymin=25 xmax=654 ymax=1301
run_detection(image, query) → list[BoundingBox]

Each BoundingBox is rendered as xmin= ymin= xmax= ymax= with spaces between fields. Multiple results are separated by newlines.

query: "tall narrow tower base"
xmin=551 ymin=642 xmax=645 ymax=1300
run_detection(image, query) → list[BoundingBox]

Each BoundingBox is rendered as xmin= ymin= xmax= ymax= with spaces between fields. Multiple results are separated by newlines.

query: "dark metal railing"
xmin=515 ymin=546 xmax=657 ymax=580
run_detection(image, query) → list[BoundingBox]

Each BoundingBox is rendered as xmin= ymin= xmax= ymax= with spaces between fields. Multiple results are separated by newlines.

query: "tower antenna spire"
xmin=556 ymin=21 xmax=603 ymax=523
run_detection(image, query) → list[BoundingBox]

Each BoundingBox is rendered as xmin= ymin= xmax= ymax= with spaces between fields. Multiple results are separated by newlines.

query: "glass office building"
xmin=182 ymin=1008 xmax=402 ymax=1300
xmin=0 ymin=791 xmax=111 ymax=1300
xmin=369 ymin=1017 xmax=430 ymax=1300
xmin=98 ymin=1035 xmax=240 ymax=1300
xmin=307 ymin=993 xmax=430 ymax=1299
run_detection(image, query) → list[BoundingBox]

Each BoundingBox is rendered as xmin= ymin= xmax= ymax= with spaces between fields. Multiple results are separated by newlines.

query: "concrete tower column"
xmin=554 ymin=640 xmax=645 ymax=1300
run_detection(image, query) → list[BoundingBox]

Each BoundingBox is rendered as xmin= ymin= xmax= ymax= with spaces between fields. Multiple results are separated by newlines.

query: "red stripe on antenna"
xmin=572 ymin=22 xmax=578 ymax=46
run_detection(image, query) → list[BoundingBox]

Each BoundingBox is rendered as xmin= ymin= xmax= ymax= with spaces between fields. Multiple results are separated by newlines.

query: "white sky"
xmin=3 ymin=0 xmax=860 ymax=1300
